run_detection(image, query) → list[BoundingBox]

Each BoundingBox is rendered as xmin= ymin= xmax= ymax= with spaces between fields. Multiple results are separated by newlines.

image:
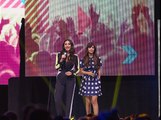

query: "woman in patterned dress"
xmin=79 ymin=42 xmax=102 ymax=116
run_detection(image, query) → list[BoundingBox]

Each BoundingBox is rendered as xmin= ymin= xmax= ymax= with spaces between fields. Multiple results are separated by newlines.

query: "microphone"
xmin=63 ymin=52 xmax=67 ymax=56
xmin=61 ymin=52 xmax=67 ymax=61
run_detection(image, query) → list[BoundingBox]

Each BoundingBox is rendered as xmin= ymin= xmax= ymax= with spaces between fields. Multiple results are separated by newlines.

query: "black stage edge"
xmin=0 ymin=85 xmax=8 ymax=115
xmin=8 ymin=76 xmax=158 ymax=120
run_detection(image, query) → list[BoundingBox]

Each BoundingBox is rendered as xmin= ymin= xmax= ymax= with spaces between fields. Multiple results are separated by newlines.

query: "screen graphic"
xmin=0 ymin=0 xmax=25 ymax=85
xmin=0 ymin=0 xmax=155 ymax=85
xmin=25 ymin=0 xmax=155 ymax=76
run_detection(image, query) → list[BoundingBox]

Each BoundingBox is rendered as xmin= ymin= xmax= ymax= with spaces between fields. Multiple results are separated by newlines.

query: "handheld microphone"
xmin=63 ymin=52 xmax=67 ymax=56
xmin=61 ymin=52 xmax=67 ymax=60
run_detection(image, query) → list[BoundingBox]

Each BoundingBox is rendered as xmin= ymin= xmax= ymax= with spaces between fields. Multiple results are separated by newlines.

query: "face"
xmin=64 ymin=40 xmax=72 ymax=52
xmin=88 ymin=45 xmax=95 ymax=54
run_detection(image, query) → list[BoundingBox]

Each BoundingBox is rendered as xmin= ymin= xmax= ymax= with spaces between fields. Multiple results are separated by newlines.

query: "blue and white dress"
xmin=79 ymin=57 xmax=102 ymax=96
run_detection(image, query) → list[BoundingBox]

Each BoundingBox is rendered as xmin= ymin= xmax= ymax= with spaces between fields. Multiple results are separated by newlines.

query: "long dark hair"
xmin=83 ymin=42 xmax=100 ymax=69
xmin=60 ymin=39 xmax=75 ymax=60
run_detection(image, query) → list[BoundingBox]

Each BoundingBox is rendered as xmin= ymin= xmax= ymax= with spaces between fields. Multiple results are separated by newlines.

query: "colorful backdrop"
xmin=0 ymin=0 xmax=155 ymax=84
xmin=0 ymin=0 xmax=25 ymax=85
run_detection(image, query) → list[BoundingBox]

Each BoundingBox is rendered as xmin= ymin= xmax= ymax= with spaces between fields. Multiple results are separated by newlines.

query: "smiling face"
xmin=85 ymin=42 xmax=97 ymax=56
xmin=88 ymin=45 xmax=95 ymax=54
xmin=63 ymin=40 xmax=72 ymax=52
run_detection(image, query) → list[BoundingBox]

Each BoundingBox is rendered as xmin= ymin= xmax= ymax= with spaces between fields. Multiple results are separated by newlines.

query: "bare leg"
xmin=85 ymin=96 xmax=91 ymax=115
xmin=91 ymin=96 xmax=98 ymax=116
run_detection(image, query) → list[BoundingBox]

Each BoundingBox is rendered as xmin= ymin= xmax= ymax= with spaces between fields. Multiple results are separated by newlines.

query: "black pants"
xmin=54 ymin=72 xmax=76 ymax=118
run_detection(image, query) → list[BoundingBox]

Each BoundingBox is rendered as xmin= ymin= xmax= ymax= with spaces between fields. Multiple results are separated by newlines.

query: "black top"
xmin=55 ymin=52 xmax=80 ymax=76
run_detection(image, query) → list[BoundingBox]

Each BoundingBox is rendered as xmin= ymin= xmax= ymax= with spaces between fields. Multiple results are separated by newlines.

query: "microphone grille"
xmin=64 ymin=52 xmax=67 ymax=55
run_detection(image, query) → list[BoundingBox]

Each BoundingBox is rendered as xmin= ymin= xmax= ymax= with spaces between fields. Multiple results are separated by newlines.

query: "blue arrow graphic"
xmin=122 ymin=45 xmax=137 ymax=64
xmin=21 ymin=0 xmax=25 ymax=4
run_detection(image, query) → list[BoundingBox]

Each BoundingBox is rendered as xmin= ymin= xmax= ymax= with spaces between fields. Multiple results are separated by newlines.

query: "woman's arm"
xmin=97 ymin=68 xmax=101 ymax=79
xmin=68 ymin=54 xmax=80 ymax=76
xmin=55 ymin=53 xmax=65 ymax=70
xmin=74 ymin=55 xmax=80 ymax=75
xmin=66 ymin=54 xmax=80 ymax=76
xmin=80 ymin=68 xmax=95 ymax=77
xmin=97 ymin=57 xmax=102 ymax=79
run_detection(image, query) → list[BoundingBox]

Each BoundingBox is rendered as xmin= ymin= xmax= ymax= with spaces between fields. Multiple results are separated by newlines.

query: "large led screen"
xmin=0 ymin=0 xmax=25 ymax=85
xmin=25 ymin=0 xmax=155 ymax=76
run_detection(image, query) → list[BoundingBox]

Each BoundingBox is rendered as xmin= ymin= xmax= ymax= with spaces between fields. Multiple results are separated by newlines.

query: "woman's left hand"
xmin=65 ymin=71 xmax=72 ymax=76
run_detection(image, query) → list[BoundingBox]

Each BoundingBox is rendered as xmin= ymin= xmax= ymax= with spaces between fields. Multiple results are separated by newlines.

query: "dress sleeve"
xmin=99 ymin=57 xmax=102 ymax=67
xmin=80 ymin=59 xmax=84 ymax=68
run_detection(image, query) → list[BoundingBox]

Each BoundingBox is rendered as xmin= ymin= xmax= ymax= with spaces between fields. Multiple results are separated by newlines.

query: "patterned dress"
xmin=79 ymin=57 xmax=102 ymax=96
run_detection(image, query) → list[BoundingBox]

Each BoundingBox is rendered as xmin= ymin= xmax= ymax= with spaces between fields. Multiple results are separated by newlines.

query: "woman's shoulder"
xmin=57 ymin=52 xmax=63 ymax=55
xmin=56 ymin=52 xmax=60 ymax=54
xmin=73 ymin=54 xmax=79 ymax=58
xmin=74 ymin=53 xmax=78 ymax=56
xmin=55 ymin=52 xmax=62 ymax=58
xmin=98 ymin=56 xmax=103 ymax=65
xmin=71 ymin=54 xmax=79 ymax=62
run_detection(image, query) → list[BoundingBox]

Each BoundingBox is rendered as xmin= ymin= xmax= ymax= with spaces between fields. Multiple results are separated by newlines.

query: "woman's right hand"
xmin=60 ymin=54 xmax=66 ymax=62
xmin=61 ymin=54 xmax=66 ymax=59
xmin=88 ymin=71 xmax=95 ymax=77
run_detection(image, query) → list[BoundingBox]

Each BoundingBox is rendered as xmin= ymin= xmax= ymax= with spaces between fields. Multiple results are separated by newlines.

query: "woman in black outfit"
xmin=54 ymin=39 xmax=79 ymax=118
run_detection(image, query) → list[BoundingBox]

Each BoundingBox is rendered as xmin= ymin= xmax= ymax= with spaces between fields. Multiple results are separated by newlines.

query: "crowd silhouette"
xmin=0 ymin=104 xmax=158 ymax=120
